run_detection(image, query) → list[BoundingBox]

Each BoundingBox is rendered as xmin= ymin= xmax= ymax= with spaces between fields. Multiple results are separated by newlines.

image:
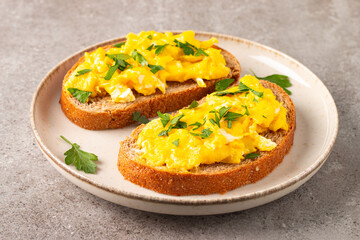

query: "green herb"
xmin=224 ymin=111 xmax=243 ymax=128
xmin=154 ymin=44 xmax=169 ymax=55
xmin=60 ymin=136 xmax=98 ymax=174
xmin=132 ymin=111 xmax=150 ymax=124
xmin=147 ymin=35 xmax=152 ymax=40
xmin=215 ymin=82 xmax=264 ymax=97
xmin=209 ymin=106 xmax=231 ymax=127
xmin=75 ymin=69 xmax=92 ymax=76
xmin=67 ymin=88 xmax=92 ymax=103
xmin=263 ymin=115 xmax=267 ymax=118
xmin=253 ymin=98 xmax=258 ymax=102
xmin=242 ymin=105 xmax=250 ymax=116
xmin=215 ymin=78 xmax=234 ymax=91
xmin=186 ymin=100 xmax=199 ymax=109
xmin=158 ymin=113 xmax=186 ymax=136
xmin=113 ymin=42 xmax=125 ymax=48
xmin=194 ymin=48 xmax=209 ymax=56
xmin=157 ymin=111 xmax=171 ymax=127
xmin=131 ymin=49 xmax=148 ymax=66
xmin=239 ymin=82 xmax=263 ymax=98
xmin=104 ymin=54 xmax=132 ymax=80
xmin=106 ymin=53 xmax=131 ymax=61
xmin=148 ymin=64 xmax=165 ymax=74
xmin=251 ymin=70 xmax=292 ymax=95
xmin=172 ymin=139 xmax=179 ymax=147
xmin=147 ymin=44 xmax=154 ymax=51
xmin=190 ymin=128 xmax=213 ymax=139
xmin=158 ymin=130 xmax=168 ymax=136
xmin=104 ymin=64 xmax=119 ymax=80
xmin=244 ymin=153 xmax=260 ymax=159
xmin=189 ymin=117 xmax=206 ymax=130
xmin=174 ymin=39 xmax=196 ymax=55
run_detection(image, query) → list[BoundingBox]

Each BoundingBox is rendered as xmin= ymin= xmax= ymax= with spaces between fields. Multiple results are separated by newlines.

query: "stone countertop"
xmin=1 ymin=0 xmax=359 ymax=239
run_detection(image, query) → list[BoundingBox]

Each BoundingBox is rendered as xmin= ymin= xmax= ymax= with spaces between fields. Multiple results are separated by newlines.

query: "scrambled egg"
xmin=64 ymin=30 xmax=230 ymax=103
xmin=137 ymin=75 xmax=288 ymax=172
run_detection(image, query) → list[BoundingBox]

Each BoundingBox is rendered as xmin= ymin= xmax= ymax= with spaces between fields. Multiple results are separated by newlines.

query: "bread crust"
xmin=117 ymin=81 xmax=296 ymax=196
xmin=60 ymin=44 xmax=241 ymax=130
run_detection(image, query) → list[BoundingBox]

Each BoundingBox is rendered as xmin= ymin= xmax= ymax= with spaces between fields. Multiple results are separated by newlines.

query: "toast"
xmin=60 ymin=45 xmax=241 ymax=130
xmin=117 ymin=80 xmax=295 ymax=196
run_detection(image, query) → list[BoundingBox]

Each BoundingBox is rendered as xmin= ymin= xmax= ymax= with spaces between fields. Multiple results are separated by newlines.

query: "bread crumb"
xmin=255 ymin=166 xmax=259 ymax=171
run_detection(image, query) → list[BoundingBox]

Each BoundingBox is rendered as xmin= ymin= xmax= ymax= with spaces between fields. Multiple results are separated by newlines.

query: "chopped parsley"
xmin=174 ymin=39 xmax=196 ymax=55
xmin=189 ymin=117 xmax=206 ymax=130
xmin=209 ymin=106 xmax=231 ymax=127
xmin=186 ymin=100 xmax=199 ymax=109
xmin=172 ymin=139 xmax=179 ymax=147
xmin=189 ymin=128 xmax=213 ymax=139
xmin=224 ymin=111 xmax=243 ymax=128
xmin=113 ymin=42 xmax=125 ymax=48
xmin=131 ymin=49 xmax=148 ymax=66
xmin=148 ymin=64 xmax=165 ymax=74
xmin=214 ymin=82 xmax=264 ymax=98
xmin=157 ymin=111 xmax=171 ymax=127
xmin=244 ymin=153 xmax=260 ymax=159
xmin=67 ymin=88 xmax=92 ymax=103
xmin=251 ymin=70 xmax=292 ymax=95
xmin=158 ymin=113 xmax=186 ymax=136
xmin=194 ymin=48 xmax=209 ymax=56
xmin=75 ymin=69 xmax=92 ymax=76
xmin=147 ymin=35 xmax=153 ymax=40
xmin=104 ymin=53 xmax=132 ymax=80
xmin=154 ymin=44 xmax=169 ymax=55
xmin=60 ymin=136 xmax=98 ymax=174
xmin=132 ymin=111 xmax=150 ymax=124
xmin=215 ymin=78 xmax=235 ymax=91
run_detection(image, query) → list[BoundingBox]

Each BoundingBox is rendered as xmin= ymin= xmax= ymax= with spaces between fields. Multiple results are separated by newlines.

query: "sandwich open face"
xmin=60 ymin=31 xmax=241 ymax=130
xmin=118 ymin=75 xmax=296 ymax=196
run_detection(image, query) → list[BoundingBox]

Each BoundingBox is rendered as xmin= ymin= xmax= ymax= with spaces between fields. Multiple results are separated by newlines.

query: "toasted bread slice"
xmin=60 ymin=45 xmax=241 ymax=130
xmin=117 ymin=80 xmax=296 ymax=196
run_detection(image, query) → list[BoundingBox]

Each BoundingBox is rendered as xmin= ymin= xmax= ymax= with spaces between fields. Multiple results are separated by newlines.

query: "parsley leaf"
xmin=190 ymin=128 xmax=213 ymax=139
xmin=154 ymin=44 xmax=169 ymax=55
xmin=106 ymin=53 xmax=131 ymax=61
xmin=172 ymin=139 xmax=179 ymax=147
xmin=147 ymin=35 xmax=152 ymax=40
xmin=147 ymin=44 xmax=154 ymax=51
xmin=210 ymin=106 xmax=231 ymax=127
xmin=157 ymin=111 xmax=171 ymax=127
xmin=158 ymin=130 xmax=169 ymax=136
xmin=251 ymin=70 xmax=292 ymax=95
xmin=113 ymin=42 xmax=125 ymax=48
xmin=242 ymin=105 xmax=250 ymax=116
xmin=174 ymin=39 xmax=196 ymax=55
xmin=148 ymin=64 xmax=165 ymax=74
xmin=186 ymin=100 xmax=199 ymax=109
xmin=215 ymin=78 xmax=234 ymax=91
xmin=131 ymin=49 xmax=148 ymax=66
xmin=224 ymin=111 xmax=243 ymax=128
xmin=253 ymin=98 xmax=259 ymax=102
xmin=244 ymin=153 xmax=260 ymax=159
xmin=132 ymin=111 xmax=150 ymax=124
xmin=104 ymin=64 xmax=119 ymax=80
xmin=104 ymin=54 xmax=132 ymax=80
xmin=60 ymin=136 xmax=98 ymax=174
xmin=67 ymin=88 xmax=92 ymax=103
xmin=75 ymin=69 xmax=92 ymax=76
xmin=195 ymin=48 xmax=209 ymax=56
xmin=189 ymin=117 xmax=206 ymax=130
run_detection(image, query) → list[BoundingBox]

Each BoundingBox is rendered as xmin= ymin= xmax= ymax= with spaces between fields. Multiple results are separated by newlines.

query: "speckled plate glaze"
xmin=30 ymin=31 xmax=338 ymax=215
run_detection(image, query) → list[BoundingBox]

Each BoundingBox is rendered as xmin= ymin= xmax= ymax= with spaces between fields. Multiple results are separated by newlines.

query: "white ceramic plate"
xmin=30 ymin=31 xmax=338 ymax=215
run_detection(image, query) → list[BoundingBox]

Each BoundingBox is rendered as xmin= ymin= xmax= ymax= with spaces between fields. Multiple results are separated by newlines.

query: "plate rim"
xmin=30 ymin=31 xmax=339 ymax=206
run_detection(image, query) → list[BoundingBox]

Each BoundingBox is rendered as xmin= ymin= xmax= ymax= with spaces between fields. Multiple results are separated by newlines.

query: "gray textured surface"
xmin=1 ymin=0 xmax=359 ymax=239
